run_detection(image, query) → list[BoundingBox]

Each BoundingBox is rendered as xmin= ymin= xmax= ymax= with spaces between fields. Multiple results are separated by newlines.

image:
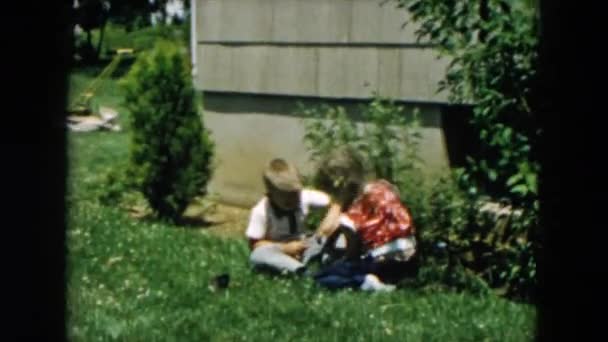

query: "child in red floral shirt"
xmin=308 ymin=147 xmax=419 ymax=290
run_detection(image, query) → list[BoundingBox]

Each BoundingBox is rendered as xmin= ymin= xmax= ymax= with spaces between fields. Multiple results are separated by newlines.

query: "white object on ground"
xmin=99 ymin=106 xmax=118 ymax=122
xmin=368 ymin=236 xmax=417 ymax=261
xmin=67 ymin=107 xmax=121 ymax=132
xmin=360 ymin=274 xmax=396 ymax=292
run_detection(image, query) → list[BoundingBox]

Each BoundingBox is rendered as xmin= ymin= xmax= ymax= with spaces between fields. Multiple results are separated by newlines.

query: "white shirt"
xmin=245 ymin=189 xmax=330 ymax=241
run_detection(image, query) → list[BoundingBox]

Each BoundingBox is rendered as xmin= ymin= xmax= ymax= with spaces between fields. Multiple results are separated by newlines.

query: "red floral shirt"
xmin=345 ymin=180 xmax=415 ymax=249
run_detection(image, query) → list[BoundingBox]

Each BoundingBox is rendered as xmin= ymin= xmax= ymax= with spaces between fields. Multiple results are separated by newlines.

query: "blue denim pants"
xmin=313 ymin=258 xmax=375 ymax=289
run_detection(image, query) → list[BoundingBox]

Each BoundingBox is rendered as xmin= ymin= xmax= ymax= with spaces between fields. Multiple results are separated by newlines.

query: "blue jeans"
xmin=314 ymin=256 xmax=418 ymax=289
xmin=313 ymin=259 xmax=374 ymax=289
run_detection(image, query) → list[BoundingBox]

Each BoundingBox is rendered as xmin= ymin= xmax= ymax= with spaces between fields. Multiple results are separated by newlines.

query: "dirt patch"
xmin=126 ymin=198 xmax=251 ymax=239
xmin=182 ymin=200 xmax=250 ymax=239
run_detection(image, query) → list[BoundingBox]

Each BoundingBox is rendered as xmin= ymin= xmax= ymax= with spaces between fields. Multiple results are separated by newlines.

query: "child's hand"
xmin=282 ymin=240 xmax=309 ymax=257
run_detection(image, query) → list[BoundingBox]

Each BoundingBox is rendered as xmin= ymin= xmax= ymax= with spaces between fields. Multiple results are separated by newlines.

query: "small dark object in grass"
xmin=213 ymin=273 xmax=230 ymax=289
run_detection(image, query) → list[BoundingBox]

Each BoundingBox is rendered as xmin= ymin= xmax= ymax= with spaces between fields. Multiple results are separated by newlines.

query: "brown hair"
xmin=315 ymin=146 xmax=367 ymax=208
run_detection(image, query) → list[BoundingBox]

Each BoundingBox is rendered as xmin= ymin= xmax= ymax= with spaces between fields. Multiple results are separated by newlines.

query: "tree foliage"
xmin=392 ymin=0 xmax=540 ymax=300
xmin=395 ymin=0 xmax=539 ymax=206
xmin=73 ymin=0 xmax=184 ymax=61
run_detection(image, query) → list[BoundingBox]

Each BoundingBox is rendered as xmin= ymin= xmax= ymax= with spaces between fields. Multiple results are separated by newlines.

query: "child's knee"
xmin=250 ymin=243 xmax=278 ymax=264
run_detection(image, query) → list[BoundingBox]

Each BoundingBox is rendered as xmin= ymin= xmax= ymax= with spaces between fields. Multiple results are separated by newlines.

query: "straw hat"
xmin=263 ymin=158 xmax=303 ymax=192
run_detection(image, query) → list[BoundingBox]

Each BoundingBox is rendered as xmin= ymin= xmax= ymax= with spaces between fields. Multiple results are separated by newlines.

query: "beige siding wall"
xmin=197 ymin=44 xmax=450 ymax=102
xmin=197 ymin=0 xmax=424 ymax=44
xmin=195 ymin=0 xmax=450 ymax=102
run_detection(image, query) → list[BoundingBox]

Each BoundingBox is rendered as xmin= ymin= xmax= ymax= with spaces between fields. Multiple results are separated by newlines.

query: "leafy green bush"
xmin=97 ymin=162 xmax=131 ymax=205
xmin=418 ymin=172 xmax=538 ymax=301
xmin=300 ymin=95 xmax=423 ymax=185
xmin=394 ymin=0 xmax=539 ymax=207
xmin=389 ymin=0 xmax=540 ymax=301
xmin=121 ymin=40 xmax=214 ymax=222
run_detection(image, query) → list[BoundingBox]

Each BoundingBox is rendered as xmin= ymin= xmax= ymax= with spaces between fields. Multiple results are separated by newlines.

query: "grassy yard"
xmin=66 ymin=70 xmax=537 ymax=341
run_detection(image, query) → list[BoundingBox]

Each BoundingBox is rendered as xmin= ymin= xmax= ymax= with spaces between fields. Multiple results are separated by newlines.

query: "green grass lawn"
xmin=66 ymin=71 xmax=537 ymax=341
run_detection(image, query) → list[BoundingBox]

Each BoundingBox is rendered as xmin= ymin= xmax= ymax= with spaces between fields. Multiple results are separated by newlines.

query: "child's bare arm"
xmin=316 ymin=202 xmax=342 ymax=237
xmin=249 ymin=238 xmax=274 ymax=250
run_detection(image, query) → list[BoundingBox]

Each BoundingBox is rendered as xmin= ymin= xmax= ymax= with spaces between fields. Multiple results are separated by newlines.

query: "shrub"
xmin=121 ymin=40 xmax=214 ymax=222
xmin=389 ymin=0 xmax=540 ymax=301
xmin=300 ymin=95 xmax=423 ymax=186
xmin=420 ymin=172 xmax=538 ymax=301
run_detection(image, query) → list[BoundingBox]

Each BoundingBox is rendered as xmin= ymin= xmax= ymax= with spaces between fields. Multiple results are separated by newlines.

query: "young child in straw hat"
xmin=246 ymin=158 xmax=332 ymax=274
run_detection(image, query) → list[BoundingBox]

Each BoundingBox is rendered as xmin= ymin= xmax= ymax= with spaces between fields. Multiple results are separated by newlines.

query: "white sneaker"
xmin=360 ymin=274 xmax=396 ymax=292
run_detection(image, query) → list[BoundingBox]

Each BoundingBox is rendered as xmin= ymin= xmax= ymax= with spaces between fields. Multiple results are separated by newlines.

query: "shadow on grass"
xmin=177 ymin=215 xmax=219 ymax=228
xmin=128 ymin=211 xmax=220 ymax=229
